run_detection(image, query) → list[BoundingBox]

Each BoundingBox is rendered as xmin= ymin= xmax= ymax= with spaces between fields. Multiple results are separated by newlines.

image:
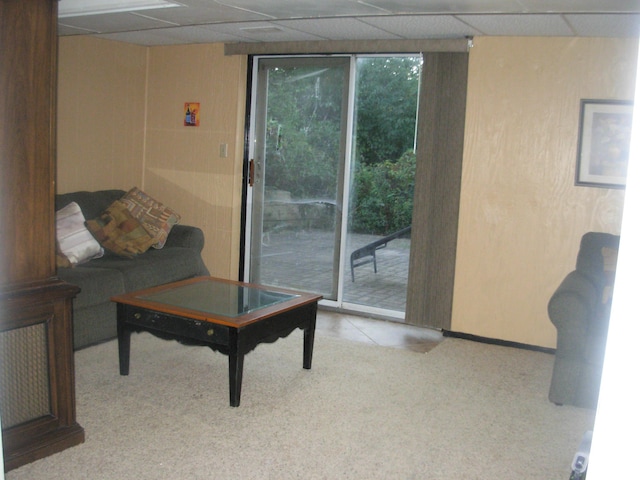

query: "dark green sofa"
xmin=55 ymin=190 xmax=210 ymax=350
xmin=548 ymin=232 xmax=619 ymax=409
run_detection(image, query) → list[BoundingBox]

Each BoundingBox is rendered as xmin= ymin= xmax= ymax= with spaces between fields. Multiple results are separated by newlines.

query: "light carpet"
xmin=7 ymin=331 xmax=595 ymax=479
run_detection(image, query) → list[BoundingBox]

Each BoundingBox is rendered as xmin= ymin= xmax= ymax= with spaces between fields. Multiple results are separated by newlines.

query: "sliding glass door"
xmin=247 ymin=57 xmax=349 ymax=302
xmin=245 ymin=55 xmax=420 ymax=319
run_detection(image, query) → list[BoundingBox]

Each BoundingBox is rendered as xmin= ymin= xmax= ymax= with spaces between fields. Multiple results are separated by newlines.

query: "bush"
xmin=350 ymin=150 xmax=415 ymax=235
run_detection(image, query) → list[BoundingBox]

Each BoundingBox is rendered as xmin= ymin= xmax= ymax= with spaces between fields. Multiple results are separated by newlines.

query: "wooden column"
xmin=0 ymin=0 xmax=85 ymax=471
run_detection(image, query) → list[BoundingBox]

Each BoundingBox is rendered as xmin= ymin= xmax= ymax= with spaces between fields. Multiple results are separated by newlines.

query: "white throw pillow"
xmin=56 ymin=201 xmax=104 ymax=265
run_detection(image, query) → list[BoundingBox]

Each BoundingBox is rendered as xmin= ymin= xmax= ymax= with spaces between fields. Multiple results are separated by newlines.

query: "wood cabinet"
xmin=0 ymin=0 xmax=85 ymax=471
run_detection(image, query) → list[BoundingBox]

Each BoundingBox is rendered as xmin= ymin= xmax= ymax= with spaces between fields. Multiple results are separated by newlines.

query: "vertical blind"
xmin=406 ymin=52 xmax=469 ymax=329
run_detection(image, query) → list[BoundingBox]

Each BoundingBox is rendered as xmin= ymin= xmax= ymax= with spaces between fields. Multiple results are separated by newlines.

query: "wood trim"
xmin=1 ymin=279 xmax=84 ymax=472
xmin=0 ymin=0 xmax=57 ymax=285
xmin=443 ymin=330 xmax=556 ymax=355
xmin=1 ymin=0 xmax=85 ymax=471
xmin=225 ymin=38 xmax=471 ymax=56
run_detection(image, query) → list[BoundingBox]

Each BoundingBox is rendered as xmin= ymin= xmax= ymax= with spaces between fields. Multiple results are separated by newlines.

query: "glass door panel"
xmin=343 ymin=56 xmax=420 ymax=313
xmin=248 ymin=57 xmax=350 ymax=300
xmin=247 ymin=55 xmax=421 ymax=318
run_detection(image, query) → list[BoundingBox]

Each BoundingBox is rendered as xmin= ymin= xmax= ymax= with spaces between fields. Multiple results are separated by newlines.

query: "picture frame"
xmin=575 ymin=99 xmax=633 ymax=188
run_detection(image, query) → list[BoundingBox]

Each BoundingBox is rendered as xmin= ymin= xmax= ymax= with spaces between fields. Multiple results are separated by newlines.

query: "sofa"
xmin=548 ymin=231 xmax=619 ymax=409
xmin=55 ymin=189 xmax=210 ymax=350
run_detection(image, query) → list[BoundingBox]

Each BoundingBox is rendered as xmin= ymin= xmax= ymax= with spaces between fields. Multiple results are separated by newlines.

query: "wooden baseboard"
xmin=443 ymin=330 xmax=555 ymax=355
xmin=4 ymin=423 xmax=85 ymax=472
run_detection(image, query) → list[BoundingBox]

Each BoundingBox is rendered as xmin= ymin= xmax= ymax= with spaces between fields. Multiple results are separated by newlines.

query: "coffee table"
xmin=111 ymin=276 xmax=322 ymax=407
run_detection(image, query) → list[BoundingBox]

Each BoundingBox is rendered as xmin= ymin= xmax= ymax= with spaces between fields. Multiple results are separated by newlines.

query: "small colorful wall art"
xmin=184 ymin=102 xmax=200 ymax=127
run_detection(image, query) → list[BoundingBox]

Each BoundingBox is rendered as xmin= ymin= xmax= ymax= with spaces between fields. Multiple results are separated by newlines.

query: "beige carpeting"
xmin=7 ymin=331 xmax=595 ymax=479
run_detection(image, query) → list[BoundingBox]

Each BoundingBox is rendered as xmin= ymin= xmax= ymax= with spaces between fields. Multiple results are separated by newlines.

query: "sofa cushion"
xmin=57 ymin=265 xmax=125 ymax=310
xmin=120 ymin=187 xmax=181 ymax=249
xmin=56 ymin=190 xmax=126 ymax=220
xmin=86 ymin=200 xmax=157 ymax=258
xmin=87 ymin=247 xmax=208 ymax=292
xmin=55 ymin=201 xmax=104 ymax=265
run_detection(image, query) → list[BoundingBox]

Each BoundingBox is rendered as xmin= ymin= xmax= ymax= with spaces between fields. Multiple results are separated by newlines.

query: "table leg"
xmin=118 ymin=326 xmax=131 ymax=376
xmin=116 ymin=304 xmax=132 ymax=376
xmin=303 ymin=319 xmax=316 ymax=370
xmin=228 ymin=352 xmax=244 ymax=407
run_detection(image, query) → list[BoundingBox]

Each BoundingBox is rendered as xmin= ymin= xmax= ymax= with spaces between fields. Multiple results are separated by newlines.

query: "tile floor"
xmin=315 ymin=309 xmax=443 ymax=353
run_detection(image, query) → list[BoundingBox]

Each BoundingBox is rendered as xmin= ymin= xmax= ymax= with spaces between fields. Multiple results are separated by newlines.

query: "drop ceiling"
xmin=57 ymin=0 xmax=640 ymax=46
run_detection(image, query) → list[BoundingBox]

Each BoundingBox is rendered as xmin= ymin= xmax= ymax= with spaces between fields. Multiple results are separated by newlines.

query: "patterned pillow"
xmin=85 ymin=200 xmax=156 ymax=258
xmin=120 ymin=187 xmax=181 ymax=249
xmin=55 ymin=201 xmax=104 ymax=266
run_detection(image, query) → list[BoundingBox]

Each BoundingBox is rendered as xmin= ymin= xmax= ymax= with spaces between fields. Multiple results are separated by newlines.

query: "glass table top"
xmin=138 ymin=280 xmax=298 ymax=318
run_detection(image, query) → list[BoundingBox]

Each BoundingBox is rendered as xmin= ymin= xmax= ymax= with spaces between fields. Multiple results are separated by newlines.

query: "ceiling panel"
xmin=460 ymin=14 xmax=575 ymax=36
xmin=59 ymin=23 xmax=101 ymax=35
xmin=59 ymin=11 xmax=175 ymax=33
xmin=95 ymin=24 xmax=247 ymax=44
xmin=517 ymin=0 xmax=640 ymax=13
xmin=135 ymin=3 xmax=269 ymax=24
xmin=56 ymin=0 xmax=640 ymax=45
xmin=215 ymin=0 xmax=385 ymax=18
xmin=274 ymin=18 xmax=401 ymax=40
xmin=361 ymin=0 xmax=525 ymax=15
xmin=362 ymin=14 xmax=482 ymax=39
xmin=565 ymin=13 xmax=640 ymax=37
xmin=198 ymin=21 xmax=326 ymax=42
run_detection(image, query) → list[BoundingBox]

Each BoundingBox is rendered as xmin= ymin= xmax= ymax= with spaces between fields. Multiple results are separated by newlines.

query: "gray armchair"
xmin=548 ymin=232 xmax=619 ymax=409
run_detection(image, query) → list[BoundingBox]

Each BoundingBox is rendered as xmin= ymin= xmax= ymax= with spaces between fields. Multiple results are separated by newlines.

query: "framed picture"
xmin=576 ymin=99 xmax=633 ymax=188
xmin=184 ymin=102 xmax=200 ymax=127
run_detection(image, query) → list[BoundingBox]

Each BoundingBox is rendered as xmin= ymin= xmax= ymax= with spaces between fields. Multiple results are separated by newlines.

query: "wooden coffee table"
xmin=111 ymin=276 xmax=322 ymax=407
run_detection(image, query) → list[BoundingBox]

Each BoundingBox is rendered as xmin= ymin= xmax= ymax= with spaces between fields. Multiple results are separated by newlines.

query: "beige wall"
xmin=143 ymin=44 xmax=247 ymax=278
xmin=57 ymin=39 xmax=247 ymax=279
xmin=57 ymin=36 xmax=147 ymax=192
xmin=57 ymin=35 xmax=637 ymax=347
xmin=453 ymin=37 xmax=637 ymax=348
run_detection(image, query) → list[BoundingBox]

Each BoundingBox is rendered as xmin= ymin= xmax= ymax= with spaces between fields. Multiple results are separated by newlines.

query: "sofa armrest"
xmin=163 ymin=225 xmax=205 ymax=252
xmin=548 ymin=271 xmax=598 ymax=333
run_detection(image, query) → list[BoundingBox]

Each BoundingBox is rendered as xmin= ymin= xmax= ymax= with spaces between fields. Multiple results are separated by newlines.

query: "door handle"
xmin=249 ymin=159 xmax=255 ymax=187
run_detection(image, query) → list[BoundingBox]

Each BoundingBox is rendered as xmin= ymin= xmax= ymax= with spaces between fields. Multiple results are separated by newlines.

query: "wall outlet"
xmin=219 ymin=143 xmax=228 ymax=158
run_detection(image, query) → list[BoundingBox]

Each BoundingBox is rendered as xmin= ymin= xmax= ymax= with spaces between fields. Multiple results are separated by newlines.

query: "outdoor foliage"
xmin=264 ymin=64 xmax=345 ymax=199
xmin=349 ymin=150 xmax=416 ymax=234
xmin=354 ymin=57 xmax=421 ymax=167
xmin=263 ymin=57 xmax=421 ymax=234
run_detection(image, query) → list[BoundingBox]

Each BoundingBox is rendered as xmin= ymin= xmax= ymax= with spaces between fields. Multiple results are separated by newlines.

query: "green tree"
xmin=354 ymin=56 xmax=421 ymax=166
xmin=260 ymin=57 xmax=420 ymax=234
xmin=264 ymin=66 xmax=344 ymax=198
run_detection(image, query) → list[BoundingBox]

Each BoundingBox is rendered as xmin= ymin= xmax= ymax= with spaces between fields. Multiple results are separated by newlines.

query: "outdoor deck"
xmin=257 ymin=229 xmax=410 ymax=314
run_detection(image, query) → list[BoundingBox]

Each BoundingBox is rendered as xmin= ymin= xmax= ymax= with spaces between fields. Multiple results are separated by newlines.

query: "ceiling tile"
xmin=362 ymin=0 xmax=523 ymax=15
xmin=57 ymin=0 xmax=640 ymax=45
xmin=136 ymin=3 xmax=269 ymax=24
xmin=362 ymin=14 xmax=481 ymax=38
xmin=274 ymin=18 xmax=401 ymax=40
xmin=95 ymin=25 xmax=248 ymax=45
xmin=94 ymin=30 xmax=185 ymax=45
xmin=517 ymin=0 xmax=640 ymax=13
xmin=58 ymin=23 xmax=100 ymax=35
xmin=564 ymin=14 xmax=640 ymax=37
xmin=58 ymin=11 xmax=175 ymax=33
xmin=459 ymin=14 xmax=574 ymax=36
xmin=215 ymin=0 xmax=385 ymax=18
xmin=199 ymin=21 xmax=326 ymax=42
